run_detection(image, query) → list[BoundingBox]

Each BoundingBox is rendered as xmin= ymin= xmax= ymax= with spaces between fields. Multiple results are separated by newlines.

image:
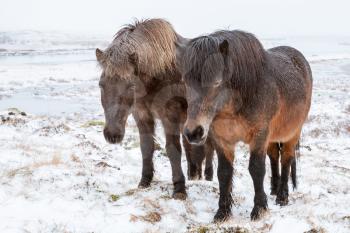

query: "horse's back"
xmin=267 ymin=46 xmax=313 ymax=103
xmin=265 ymin=46 xmax=313 ymax=141
xmin=268 ymin=46 xmax=312 ymax=83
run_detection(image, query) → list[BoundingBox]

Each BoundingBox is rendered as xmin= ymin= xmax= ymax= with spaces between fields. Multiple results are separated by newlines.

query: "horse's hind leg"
xmin=276 ymin=133 xmax=300 ymax=206
xmin=204 ymin=140 xmax=214 ymax=181
xmin=267 ymin=143 xmax=280 ymax=195
xmin=182 ymin=137 xmax=204 ymax=180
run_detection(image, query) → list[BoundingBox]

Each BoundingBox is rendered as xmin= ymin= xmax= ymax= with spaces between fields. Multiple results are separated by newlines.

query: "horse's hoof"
xmin=173 ymin=191 xmax=187 ymax=200
xmin=187 ymin=166 xmax=201 ymax=181
xmin=138 ymin=182 xmax=150 ymax=189
xmin=276 ymin=189 xmax=289 ymax=206
xmin=188 ymin=174 xmax=200 ymax=181
xmin=138 ymin=178 xmax=151 ymax=189
xmin=204 ymin=168 xmax=213 ymax=181
xmin=250 ymin=205 xmax=268 ymax=221
xmin=213 ymin=209 xmax=231 ymax=223
xmin=276 ymin=195 xmax=289 ymax=206
xmin=270 ymin=189 xmax=278 ymax=195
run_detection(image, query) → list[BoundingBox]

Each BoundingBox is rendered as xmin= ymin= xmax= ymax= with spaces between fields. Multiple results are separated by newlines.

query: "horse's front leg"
xmin=213 ymin=144 xmax=234 ymax=222
xmin=163 ymin=120 xmax=186 ymax=200
xmin=133 ymin=112 xmax=155 ymax=188
xmin=249 ymin=132 xmax=269 ymax=220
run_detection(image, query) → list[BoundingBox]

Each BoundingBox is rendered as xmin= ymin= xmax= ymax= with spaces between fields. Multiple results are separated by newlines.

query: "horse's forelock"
xmin=97 ymin=25 xmax=136 ymax=79
xmin=182 ymin=36 xmax=224 ymax=85
xmin=183 ymin=30 xmax=266 ymax=103
xmin=104 ymin=18 xmax=178 ymax=78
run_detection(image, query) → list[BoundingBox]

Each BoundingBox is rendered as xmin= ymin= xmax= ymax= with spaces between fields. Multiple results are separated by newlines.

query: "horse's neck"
xmin=136 ymin=71 xmax=180 ymax=97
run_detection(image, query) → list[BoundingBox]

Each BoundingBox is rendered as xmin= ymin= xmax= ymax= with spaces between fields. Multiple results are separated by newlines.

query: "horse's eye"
xmin=127 ymin=83 xmax=135 ymax=90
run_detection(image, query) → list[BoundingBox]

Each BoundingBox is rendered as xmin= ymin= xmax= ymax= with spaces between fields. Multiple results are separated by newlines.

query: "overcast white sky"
xmin=1 ymin=0 xmax=350 ymax=38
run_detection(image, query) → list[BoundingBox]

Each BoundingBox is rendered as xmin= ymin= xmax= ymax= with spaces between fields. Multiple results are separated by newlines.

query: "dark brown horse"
xmin=177 ymin=30 xmax=312 ymax=221
xmin=95 ymin=19 xmax=214 ymax=199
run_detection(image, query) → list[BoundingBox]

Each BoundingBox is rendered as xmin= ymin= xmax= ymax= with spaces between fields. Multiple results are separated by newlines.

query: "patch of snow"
xmin=0 ymin=34 xmax=349 ymax=232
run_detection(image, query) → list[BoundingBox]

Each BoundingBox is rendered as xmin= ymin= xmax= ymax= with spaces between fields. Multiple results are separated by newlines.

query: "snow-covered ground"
xmin=0 ymin=32 xmax=349 ymax=232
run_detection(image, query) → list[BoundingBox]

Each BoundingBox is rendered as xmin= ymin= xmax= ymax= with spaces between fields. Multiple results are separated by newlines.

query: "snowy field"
xmin=0 ymin=32 xmax=349 ymax=232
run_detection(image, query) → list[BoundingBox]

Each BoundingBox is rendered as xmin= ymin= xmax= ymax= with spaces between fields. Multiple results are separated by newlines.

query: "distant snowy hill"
xmin=1 ymin=30 xmax=350 ymax=62
xmin=0 ymin=31 xmax=109 ymax=56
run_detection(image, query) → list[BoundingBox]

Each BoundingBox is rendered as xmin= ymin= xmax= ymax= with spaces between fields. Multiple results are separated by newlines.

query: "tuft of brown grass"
xmin=304 ymin=227 xmax=327 ymax=233
xmin=32 ymin=153 xmax=61 ymax=168
xmin=70 ymin=154 xmax=80 ymax=162
xmin=81 ymin=120 xmax=105 ymax=128
xmin=187 ymin=226 xmax=250 ymax=233
xmin=141 ymin=211 xmax=161 ymax=223
xmin=7 ymin=153 xmax=62 ymax=178
xmin=124 ymin=188 xmax=138 ymax=196
xmin=309 ymin=128 xmax=322 ymax=138
xmin=197 ymin=226 xmax=209 ymax=233
xmin=38 ymin=123 xmax=70 ymax=136
xmin=95 ymin=161 xmax=112 ymax=168
xmin=130 ymin=211 xmax=161 ymax=224
xmin=143 ymin=198 xmax=161 ymax=209
xmin=16 ymin=143 xmax=43 ymax=156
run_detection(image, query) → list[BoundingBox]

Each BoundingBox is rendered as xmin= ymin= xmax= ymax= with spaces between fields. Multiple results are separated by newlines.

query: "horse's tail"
xmin=291 ymin=140 xmax=300 ymax=189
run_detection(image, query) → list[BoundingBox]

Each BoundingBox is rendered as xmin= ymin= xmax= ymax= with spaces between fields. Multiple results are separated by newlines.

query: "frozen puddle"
xmin=0 ymin=90 xmax=98 ymax=116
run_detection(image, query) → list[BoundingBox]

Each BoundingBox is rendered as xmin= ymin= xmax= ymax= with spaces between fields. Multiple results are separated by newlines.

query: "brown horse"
xmin=95 ymin=19 xmax=214 ymax=199
xmin=177 ymin=30 xmax=312 ymax=221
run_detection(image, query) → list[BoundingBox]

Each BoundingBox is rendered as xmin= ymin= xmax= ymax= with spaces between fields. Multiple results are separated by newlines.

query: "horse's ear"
xmin=96 ymin=48 xmax=106 ymax=64
xmin=219 ymin=40 xmax=229 ymax=56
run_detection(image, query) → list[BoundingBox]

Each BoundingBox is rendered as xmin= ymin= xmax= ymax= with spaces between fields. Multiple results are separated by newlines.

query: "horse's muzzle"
xmin=103 ymin=128 xmax=124 ymax=144
xmin=184 ymin=125 xmax=206 ymax=145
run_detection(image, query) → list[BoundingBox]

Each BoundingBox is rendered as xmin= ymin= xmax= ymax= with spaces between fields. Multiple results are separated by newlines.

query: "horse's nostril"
xmin=184 ymin=125 xmax=205 ymax=143
xmin=193 ymin=125 xmax=204 ymax=139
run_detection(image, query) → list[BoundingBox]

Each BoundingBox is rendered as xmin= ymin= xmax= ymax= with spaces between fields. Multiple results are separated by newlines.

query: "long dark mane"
xmin=102 ymin=18 xmax=178 ymax=78
xmin=182 ymin=30 xmax=266 ymax=103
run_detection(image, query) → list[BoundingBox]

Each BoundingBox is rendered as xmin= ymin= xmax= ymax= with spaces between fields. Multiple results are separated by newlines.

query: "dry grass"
xmin=1 ymin=115 xmax=26 ymax=125
xmin=129 ymin=198 xmax=163 ymax=224
xmin=143 ymin=198 xmax=161 ymax=209
xmin=6 ymin=153 xmax=62 ymax=178
xmin=124 ymin=188 xmax=138 ymax=196
xmin=130 ymin=211 xmax=161 ymax=224
xmin=16 ymin=143 xmax=43 ymax=156
xmin=309 ymin=128 xmax=323 ymax=138
xmin=304 ymin=227 xmax=327 ymax=233
xmin=70 ymin=154 xmax=80 ymax=162
xmin=81 ymin=120 xmax=105 ymax=128
xmin=32 ymin=153 xmax=61 ymax=168
xmin=75 ymin=141 xmax=100 ymax=150
xmin=187 ymin=226 xmax=250 ymax=233
xmin=37 ymin=123 xmax=70 ymax=136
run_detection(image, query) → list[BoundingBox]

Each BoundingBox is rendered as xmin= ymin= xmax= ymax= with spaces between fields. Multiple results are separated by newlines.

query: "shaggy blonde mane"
xmin=102 ymin=18 xmax=178 ymax=78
